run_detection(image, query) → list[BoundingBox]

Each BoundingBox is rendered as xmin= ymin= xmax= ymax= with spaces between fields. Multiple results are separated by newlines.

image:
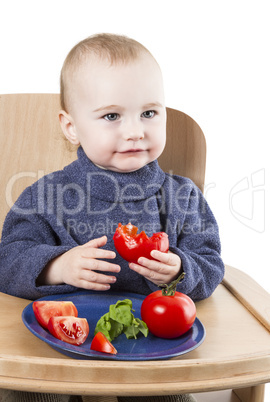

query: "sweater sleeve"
xmin=171 ymin=184 xmax=224 ymax=301
xmin=0 ymin=187 xmax=77 ymax=300
xmin=145 ymin=182 xmax=224 ymax=301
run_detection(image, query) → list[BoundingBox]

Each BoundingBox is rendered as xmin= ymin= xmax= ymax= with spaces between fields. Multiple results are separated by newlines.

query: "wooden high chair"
xmin=0 ymin=94 xmax=269 ymax=402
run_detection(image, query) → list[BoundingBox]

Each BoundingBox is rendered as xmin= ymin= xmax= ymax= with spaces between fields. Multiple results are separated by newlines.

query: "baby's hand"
xmin=40 ymin=236 xmax=121 ymax=291
xmin=129 ymin=250 xmax=181 ymax=286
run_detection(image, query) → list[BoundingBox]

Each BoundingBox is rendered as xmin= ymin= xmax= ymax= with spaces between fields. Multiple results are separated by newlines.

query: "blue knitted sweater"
xmin=0 ymin=147 xmax=224 ymax=300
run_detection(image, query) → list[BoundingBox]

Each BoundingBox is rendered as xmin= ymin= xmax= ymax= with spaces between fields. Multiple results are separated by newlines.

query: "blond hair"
xmin=60 ymin=33 xmax=154 ymax=112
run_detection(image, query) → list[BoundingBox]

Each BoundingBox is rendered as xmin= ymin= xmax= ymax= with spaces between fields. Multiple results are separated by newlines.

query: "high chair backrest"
xmin=0 ymin=94 xmax=206 ymax=234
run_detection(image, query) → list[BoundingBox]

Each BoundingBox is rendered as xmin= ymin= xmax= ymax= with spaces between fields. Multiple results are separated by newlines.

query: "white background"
xmin=1 ymin=0 xmax=269 ymax=397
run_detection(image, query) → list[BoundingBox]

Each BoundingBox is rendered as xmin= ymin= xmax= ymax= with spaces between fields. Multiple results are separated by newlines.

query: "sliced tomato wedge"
xmin=90 ymin=332 xmax=117 ymax=354
xmin=33 ymin=301 xmax=78 ymax=329
xmin=47 ymin=316 xmax=89 ymax=345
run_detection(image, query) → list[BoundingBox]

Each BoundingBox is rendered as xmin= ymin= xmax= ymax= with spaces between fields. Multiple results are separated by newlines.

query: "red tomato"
xmin=113 ymin=222 xmax=169 ymax=263
xmin=91 ymin=332 xmax=117 ymax=354
xmin=33 ymin=301 xmax=78 ymax=329
xmin=47 ymin=316 xmax=89 ymax=345
xmin=141 ymin=280 xmax=196 ymax=339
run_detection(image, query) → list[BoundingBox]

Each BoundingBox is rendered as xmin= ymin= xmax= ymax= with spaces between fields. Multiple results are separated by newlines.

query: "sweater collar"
xmin=70 ymin=146 xmax=166 ymax=203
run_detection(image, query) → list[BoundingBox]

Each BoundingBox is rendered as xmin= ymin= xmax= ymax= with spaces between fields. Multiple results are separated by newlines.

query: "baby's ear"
xmin=59 ymin=110 xmax=80 ymax=145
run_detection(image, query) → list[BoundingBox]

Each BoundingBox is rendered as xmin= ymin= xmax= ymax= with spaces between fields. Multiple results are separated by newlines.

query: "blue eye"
xmin=142 ymin=110 xmax=155 ymax=119
xmin=104 ymin=113 xmax=119 ymax=121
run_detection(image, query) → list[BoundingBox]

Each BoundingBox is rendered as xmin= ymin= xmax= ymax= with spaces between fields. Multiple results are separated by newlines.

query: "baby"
xmin=0 ymin=32 xmax=223 ymax=402
xmin=0 ymin=33 xmax=224 ymax=302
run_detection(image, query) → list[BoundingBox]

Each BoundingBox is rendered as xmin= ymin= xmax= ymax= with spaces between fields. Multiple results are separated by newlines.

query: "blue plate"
xmin=22 ymin=291 xmax=205 ymax=361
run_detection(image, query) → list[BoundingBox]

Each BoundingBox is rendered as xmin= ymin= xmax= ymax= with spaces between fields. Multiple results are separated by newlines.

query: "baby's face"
xmin=64 ymin=53 xmax=166 ymax=173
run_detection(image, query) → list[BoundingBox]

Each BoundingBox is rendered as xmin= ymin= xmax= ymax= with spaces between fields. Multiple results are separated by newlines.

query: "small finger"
xmin=129 ymin=262 xmax=156 ymax=278
xmin=136 ymin=257 xmax=167 ymax=273
xmin=149 ymin=250 xmax=172 ymax=263
xmin=79 ymin=280 xmax=111 ymax=291
xmin=82 ymin=270 xmax=117 ymax=285
xmin=151 ymin=250 xmax=180 ymax=268
xmin=82 ymin=248 xmax=116 ymax=260
xmin=83 ymin=236 xmax=107 ymax=249
xmin=83 ymin=259 xmax=121 ymax=273
xmin=129 ymin=262 xmax=172 ymax=285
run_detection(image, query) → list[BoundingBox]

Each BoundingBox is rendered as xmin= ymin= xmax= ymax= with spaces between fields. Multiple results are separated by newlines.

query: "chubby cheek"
xmin=149 ymin=131 xmax=166 ymax=160
xmin=85 ymin=138 xmax=116 ymax=165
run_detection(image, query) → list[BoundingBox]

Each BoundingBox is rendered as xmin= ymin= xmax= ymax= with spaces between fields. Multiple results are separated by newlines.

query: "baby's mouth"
xmin=119 ymin=149 xmax=145 ymax=153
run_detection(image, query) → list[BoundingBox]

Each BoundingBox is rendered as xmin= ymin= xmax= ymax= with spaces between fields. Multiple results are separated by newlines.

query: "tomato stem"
xmin=159 ymin=272 xmax=186 ymax=296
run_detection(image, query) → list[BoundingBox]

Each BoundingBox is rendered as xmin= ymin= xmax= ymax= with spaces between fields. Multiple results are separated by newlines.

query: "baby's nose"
xmin=123 ymin=121 xmax=144 ymax=141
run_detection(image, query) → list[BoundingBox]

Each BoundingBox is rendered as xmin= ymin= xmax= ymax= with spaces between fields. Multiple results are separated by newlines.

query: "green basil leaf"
xmin=94 ymin=298 xmax=148 ymax=342
xmin=109 ymin=319 xmax=124 ymax=341
xmin=109 ymin=300 xmax=133 ymax=326
xmin=94 ymin=312 xmax=112 ymax=340
xmin=135 ymin=318 xmax=149 ymax=337
xmin=124 ymin=324 xmax=139 ymax=339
